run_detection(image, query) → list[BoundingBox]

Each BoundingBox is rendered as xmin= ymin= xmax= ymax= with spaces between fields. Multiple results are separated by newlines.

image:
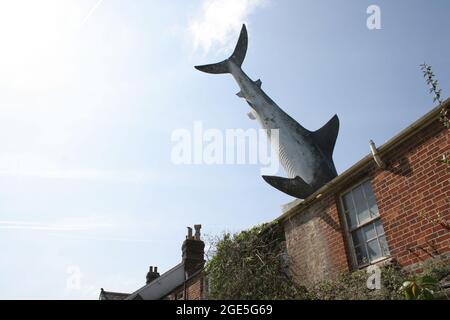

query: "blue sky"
xmin=0 ymin=0 xmax=449 ymax=299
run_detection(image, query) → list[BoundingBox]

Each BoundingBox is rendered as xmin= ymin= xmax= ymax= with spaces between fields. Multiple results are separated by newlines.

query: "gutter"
xmin=276 ymin=98 xmax=449 ymax=223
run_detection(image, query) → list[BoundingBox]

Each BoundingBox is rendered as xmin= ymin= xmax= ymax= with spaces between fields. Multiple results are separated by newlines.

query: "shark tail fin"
xmin=194 ymin=24 xmax=248 ymax=74
xmin=262 ymin=175 xmax=314 ymax=199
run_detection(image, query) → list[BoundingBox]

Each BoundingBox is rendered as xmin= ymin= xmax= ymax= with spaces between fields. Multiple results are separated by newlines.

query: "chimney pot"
xmin=146 ymin=265 xmax=160 ymax=285
xmin=194 ymin=224 xmax=202 ymax=240
xmin=182 ymin=224 xmax=205 ymax=278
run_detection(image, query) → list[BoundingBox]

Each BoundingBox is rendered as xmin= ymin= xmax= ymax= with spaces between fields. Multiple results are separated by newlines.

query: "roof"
xmin=99 ymin=289 xmax=130 ymax=300
xmin=277 ymin=99 xmax=449 ymax=222
xmin=126 ymin=262 xmax=186 ymax=300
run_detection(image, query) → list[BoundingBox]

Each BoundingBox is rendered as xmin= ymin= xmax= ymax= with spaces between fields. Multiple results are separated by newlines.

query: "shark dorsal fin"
xmin=237 ymin=80 xmax=261 ymax=98
xmin=312 ymin=114 xmax=339 ymax=159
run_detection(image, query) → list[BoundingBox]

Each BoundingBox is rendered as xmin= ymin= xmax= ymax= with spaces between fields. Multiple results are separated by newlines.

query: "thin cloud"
xmin=0 ymin=167 xmax=221 ymax=188
xmin=0 ymin=219 xmax=115 ymax=231
xmin=0 ymin=169 xmax=145 ymax=183
xmin=189 ymin=0 xmax=268 ymax=54
xmin=0 ymin=219 xmax=165 ymax=243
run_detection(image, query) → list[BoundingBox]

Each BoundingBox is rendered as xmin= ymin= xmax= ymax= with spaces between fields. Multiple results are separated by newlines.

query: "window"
xmin=175 ymin=291 xmax=184 ymax=300
xmin=341 ymin=180 xmax=390 ymax=267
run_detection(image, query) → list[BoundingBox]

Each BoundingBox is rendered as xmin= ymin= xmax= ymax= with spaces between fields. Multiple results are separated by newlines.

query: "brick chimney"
xmin=146 ymin=266 xmax=160 ymax=285
xmin=182 ymin=224 xmax=205 ymax=278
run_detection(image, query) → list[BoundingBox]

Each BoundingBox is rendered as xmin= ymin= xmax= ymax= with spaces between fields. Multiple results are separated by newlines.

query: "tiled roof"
xmin=99 ymin=289 xmax=130 ymax=300
xmin=126 ymin=263 xmax=185 ymax=300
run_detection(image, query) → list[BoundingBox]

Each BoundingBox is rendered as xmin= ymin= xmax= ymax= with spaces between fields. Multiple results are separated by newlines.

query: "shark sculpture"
xmin=195 ymin=25 xmax=339 ymax=199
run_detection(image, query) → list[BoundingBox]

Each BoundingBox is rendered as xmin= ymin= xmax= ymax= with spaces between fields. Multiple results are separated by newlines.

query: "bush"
xmin=207 ymin=223 xmax=449 ymax=300
xmin=399 ymin=256 xmax=450 ymax=300
xmin=206 ymin=221 xmax=305 ymax=300
xmin=306 ymin=265 xmax=405 ymax=300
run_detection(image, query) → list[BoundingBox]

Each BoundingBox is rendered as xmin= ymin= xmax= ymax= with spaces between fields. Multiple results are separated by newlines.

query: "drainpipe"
xmin=369 ymin=140 xmax=386 ymax=169
xmin=183 ymin=271 xmax=188 ymax=300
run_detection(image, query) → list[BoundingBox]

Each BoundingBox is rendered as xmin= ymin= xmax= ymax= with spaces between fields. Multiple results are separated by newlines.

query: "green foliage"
xmin=420 ymin=63 xmax=443 ymax=105
xmin=206 ymin=221 xmax=304 ymax=300
xmin=400 ymin=276 xmax=438 ymax=300
xmin=420 ymin=63 xmax=448 ymax=129
xmin=306 ymin=265 xmax=405 ymax=300
xmin=306 ymin=259 xmax=449 ymax=300
xmin=438 ymin=156 xmax=450 ymax=166
xmin=399 ymin=257 xmax=450 ymax=300
xmin=207 ymin=222 xmax=449 ymax=300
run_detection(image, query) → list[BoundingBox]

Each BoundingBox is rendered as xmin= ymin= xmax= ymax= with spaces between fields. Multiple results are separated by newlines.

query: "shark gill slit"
xmin=279 ymin=144 xmax=296 ymax=179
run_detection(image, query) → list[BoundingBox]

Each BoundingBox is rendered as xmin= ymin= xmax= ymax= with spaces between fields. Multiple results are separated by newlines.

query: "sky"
xmin=0 ymin=0 xmax=449 ymax=299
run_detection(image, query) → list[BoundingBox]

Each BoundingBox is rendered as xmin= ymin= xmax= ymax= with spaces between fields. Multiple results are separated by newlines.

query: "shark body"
xmin=195 ymin=25 xmax=339 ymax=199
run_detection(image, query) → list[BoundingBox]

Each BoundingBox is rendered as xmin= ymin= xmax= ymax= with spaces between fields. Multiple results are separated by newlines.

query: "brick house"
xmin=100 ymin=100 xmax=448 ymax=299
xmin=99 ymin=225 xmax=207 ymax=300
xmin=279 ymin=100 xmax=449 ymax=285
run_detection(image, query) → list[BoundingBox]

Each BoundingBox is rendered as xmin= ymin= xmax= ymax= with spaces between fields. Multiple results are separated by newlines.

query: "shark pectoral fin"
xmin=313 ymin=114 xmax=339 ymax=159
xmin=236 ymin=91 xmax=245 ymax=98
xmin=255 ymin=79 xmax=262 ymax=87
xmin=262 ymin=175 xmax=314 ymax=199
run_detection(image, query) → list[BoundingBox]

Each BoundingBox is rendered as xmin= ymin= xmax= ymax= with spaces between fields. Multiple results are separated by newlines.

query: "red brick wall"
xmin=164 ymin=273 xmax=205 ymax=300
xmin=370 ymin=120 xmax=449 ymax=268
xmin=185 ymin=276 xmax=204 ymax=300
xmin=283 ymin=118 xmax=449 ymax=284
xmin=283 ymin=194 xmax=350 ymax=285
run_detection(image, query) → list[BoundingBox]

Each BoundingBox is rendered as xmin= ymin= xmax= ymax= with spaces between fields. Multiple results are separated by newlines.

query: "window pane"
xmin=362 ymin=223 xmax=377 ymax=241
xmin=352 ymin=187 xmax=371 ymax=224
xmin=346 ymin=208 xmax=358 ymax=228
xmin=379 ymin=235 xmax=390 ymax=257
xmin=354 ymin=245 xmax=369 ymax=266
xmin=375 ymin=219 xmax=385 ymax=236
xmin=342 ymin=193 xmax=353 ymax=212
xmin=352 ymin=229 xmax=364 ymax=247
xmin=362 ymin=181 xmax=375 ymax=198
xmin=367 ymin=197 xmax=379 ymax=217
xmin=367 ymin=239 xmax=382 ymax=261
xmin=363 ymin=181 xmax=379 ymax=217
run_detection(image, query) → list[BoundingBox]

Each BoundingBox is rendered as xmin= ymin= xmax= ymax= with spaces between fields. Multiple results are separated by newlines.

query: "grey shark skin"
xmin=195 ymin=24 xmax=339 ymax=199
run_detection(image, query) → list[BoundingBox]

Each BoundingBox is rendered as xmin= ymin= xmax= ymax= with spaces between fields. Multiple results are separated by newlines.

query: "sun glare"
xmin=0 ymin=1 xmax=84 ymax=91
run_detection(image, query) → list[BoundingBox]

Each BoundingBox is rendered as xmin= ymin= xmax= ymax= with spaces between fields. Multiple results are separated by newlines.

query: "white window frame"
xmin=339 ymin=179 xmax=390 ymax=269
